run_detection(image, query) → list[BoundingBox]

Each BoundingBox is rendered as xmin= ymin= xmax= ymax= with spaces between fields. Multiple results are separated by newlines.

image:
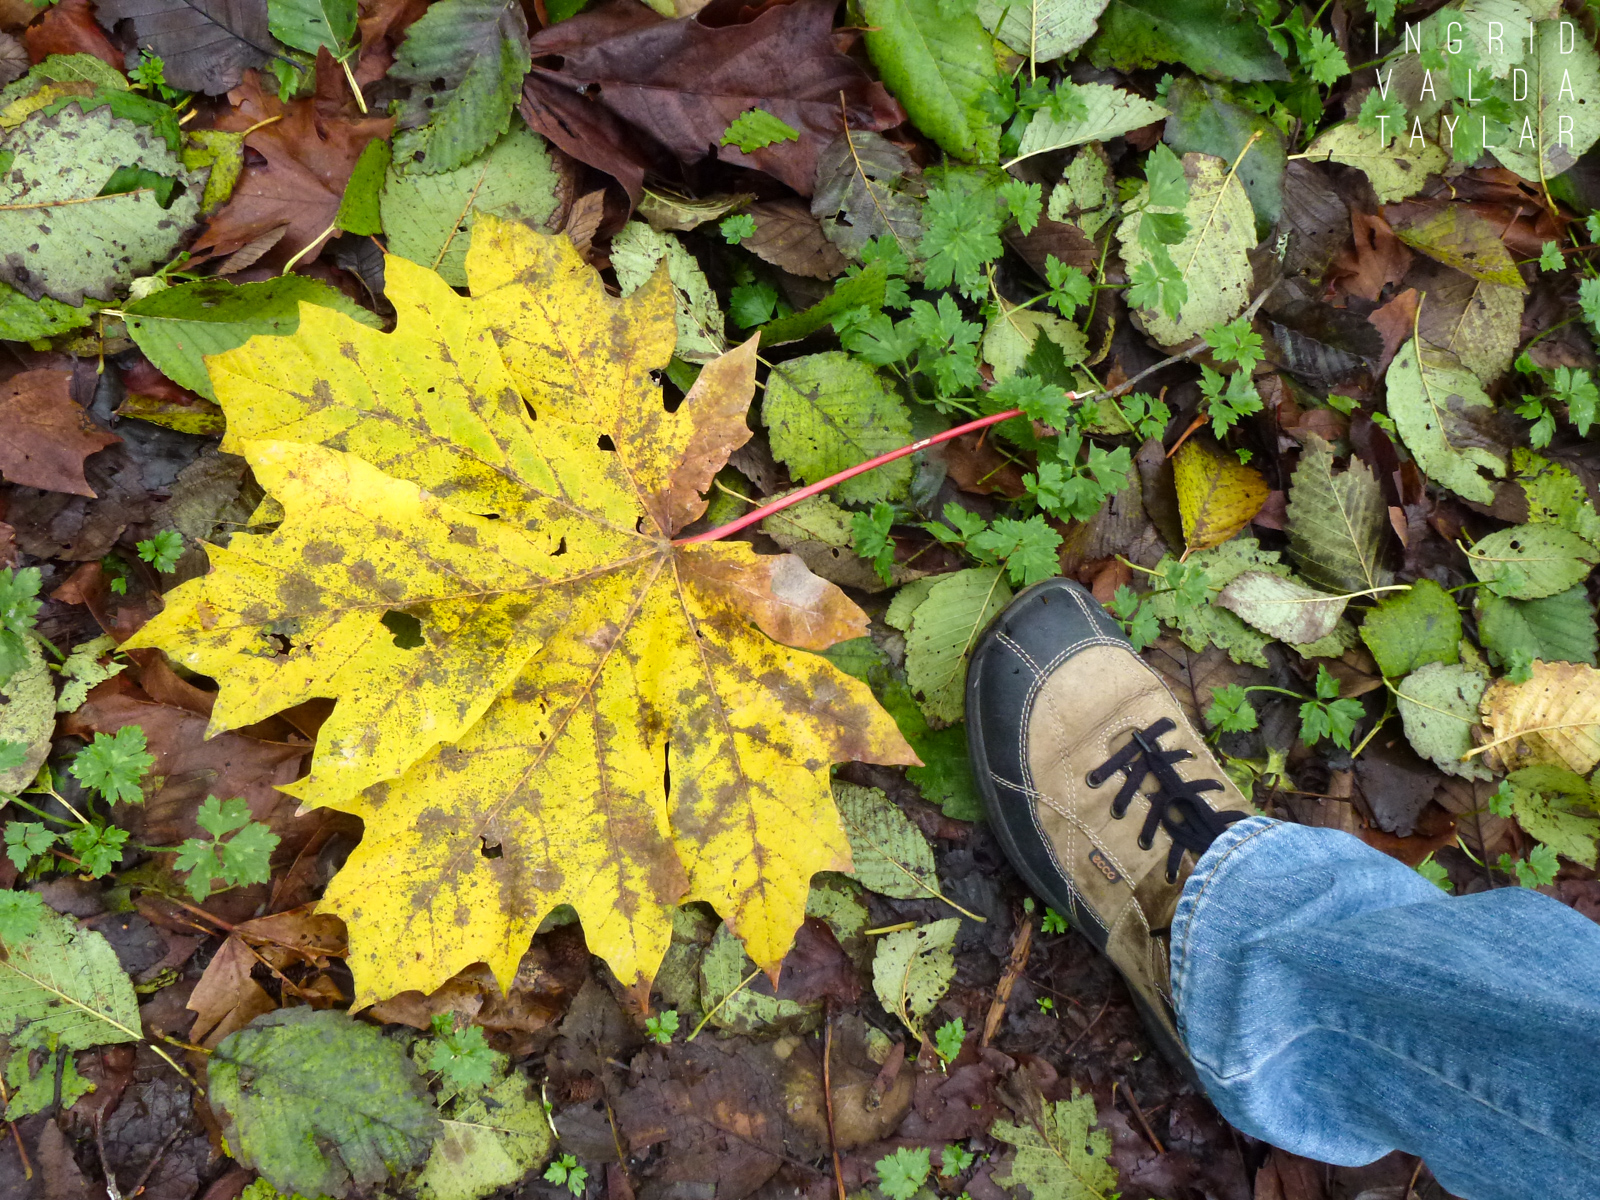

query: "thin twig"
xmin=822 ymin=1017 xmax=847 ymax=1200
xmin=0 ymin=1075 xmax=31 ymax=1180
xmin=1114 ymin=1080 xmax=1165 ymax=1155
xmin=125 ymin=1126 xmax=183 ymax=1198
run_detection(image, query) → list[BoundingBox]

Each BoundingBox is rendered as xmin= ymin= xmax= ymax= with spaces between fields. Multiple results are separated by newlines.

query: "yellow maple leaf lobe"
xmin=131 ymin=219 xmax=914 ymax=1005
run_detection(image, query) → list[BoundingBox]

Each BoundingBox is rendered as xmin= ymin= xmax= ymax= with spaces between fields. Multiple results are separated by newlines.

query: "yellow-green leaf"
xmin=1173 ymin=438 xmax=1268 ymax=552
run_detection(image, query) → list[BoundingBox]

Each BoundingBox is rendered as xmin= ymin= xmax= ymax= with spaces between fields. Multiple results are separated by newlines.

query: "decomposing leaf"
xmin=992 ymin=1088 xmax=1119 ymax=1200
xmin=1504 ymin=765 xmax=1599 ymax=868
xmin=1466 ymin=524 xmax=1600 ymax=600
xmin=386 ymin=0 xmax=530 ymax=174
xmin=832 ymin=783 xmax=939 ymax=900
xmin=187 ymin=934 xmax=277 ymax=1048
xmin=92 ymin=0 xmax=271 ymax=94
xmin=862 ymin=0 xmax=1001 ymax=164
xmin=1385 ymin=338 xmax=1507 ymax=505
xmin=1161 ymin=76 xmax=1285 ymax=229
xmin=810 ymin=130 xmax=925 ymax=259
xmin=977 ymin=0 xmax=1108 ymax=61
xmin=0 ymin=369 xmax=118 ymax=496
xmin=1516 ymin=449 xmax=1600 ymax=546
xmin=0 ymin=904 xmax=141 ymax=1054
xmin=128 ymin=219 xmax=913 ymax=1004
xmin=1479 ymin=660 xmax=1600 ymax=774
xmin=209 ymin=1007 xmax=441 ymax=1198
xmin=0 ymin=641 xmax=52 ymax=792
xmin=903 ymin=566 xmax=1013 ymax=725
xmin=381 ymin=126 xmax=562 ymax=288
xmin=124 ymin=276 xmax=383 ymax=401
xmin=1215 ymin=571 xmax=1345 ymax=645
xmin=1118 ymin=151 xmax=1255 ymax=344
xmin=698 ymin=921 xmax=814 ymax=1033
xmin=1388 ymin=205 xmax=1525 ymax=290
xmin=1492 ymin=19 xmax=1600 ymax=181
xmin=1285 ymin=434 xmax=1390 ymax=595
xmin=1412 ymin=263 xmax=1523 ymax=386
xmin=0 ymin=105 xmax=203 ymax=305
xmin=1359 ymin=579 xmax=1460 ymax=679
xmin=1302 ymin=123 xmax=1445 ymax=204
xmin=1173 ymin=438 xmax=1269 ymax=552
xmin=1011 ymin=82 xmax=1166 ymax=167
xmin=763 ymin=352 xmax=912 ymax=504
xmin=1477 ymin=587 xmax=1598 ymax=670
xmin=414 ymin=1073 xmax=553 ymax=1200
xmin=871 ymin=918 xmax=958 ymax=1036
xmin=760 ymin=492 xmax=918 ymax=592
xmin=1145 ymin=541 xmax=1280 ymax=667
xmin=1397 ymin=662 xmax=1493 ymax=781
xmin=744 ymin=199 xmax=848 ymax=280
xmin=1088 ymin=0 xmax=1288 ymax=82
xmin=612 ymin=222 xmax=727 ymax=364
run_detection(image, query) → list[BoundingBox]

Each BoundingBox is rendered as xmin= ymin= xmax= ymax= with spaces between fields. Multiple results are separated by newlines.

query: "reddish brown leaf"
xmin=944 ymin=430 xmax=1028 ymax=498
xmin=744 ymin=199 xmax=847 ymax=279
xmin=354 ymin=0 xmax=429 ymax=85
xmin=1006 ymin=217 xmax=1095 ymax=282
xmin=0 ymin=369 xmax=119 ymax=497
xmin=22 ymin=0 xmax=122 ymax=67
xmin=187 ymin=935 xmax=277 ymax=1047
xmin=189 ymin=55 xmax=392 ymax=268
xmin=523 ymin=0 xmax=901 ymax=196
xmin=1329 ymin=210 xmax=1411 ymax=304
xmin=1367 ymin=286 xmax=1420 ymax=376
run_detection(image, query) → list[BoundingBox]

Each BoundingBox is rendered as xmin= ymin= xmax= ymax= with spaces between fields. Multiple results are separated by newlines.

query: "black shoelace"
xmin=1085 ymin=718 xmax=1249 ymax=883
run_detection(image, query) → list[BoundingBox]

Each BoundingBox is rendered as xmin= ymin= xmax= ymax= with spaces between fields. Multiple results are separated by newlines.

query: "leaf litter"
xmin=2 ymin=1 xmax=1599 ymax=1198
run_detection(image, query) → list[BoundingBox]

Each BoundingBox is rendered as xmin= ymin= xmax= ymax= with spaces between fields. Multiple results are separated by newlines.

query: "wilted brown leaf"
xmin=0 ymin=369 xmax=119 ymax=497
xmin=21 ymin=0 xmax=122 ymax=68
xmin=745 ymin=199 xmax=847 ymax=279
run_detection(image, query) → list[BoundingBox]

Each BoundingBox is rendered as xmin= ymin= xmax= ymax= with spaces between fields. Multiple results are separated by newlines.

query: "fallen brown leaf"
xmin=1330 ymin=209 xmax=1411 ymax=304
xmin=187 ymin=935 xmax=276 ymax=1047
xmin=745 ymin=199 xmax=847 ymax=280
xmin=0 ymin=370 xmax=119 ymax=497
xmin=21 ymin=0 xmax=121 ymax=68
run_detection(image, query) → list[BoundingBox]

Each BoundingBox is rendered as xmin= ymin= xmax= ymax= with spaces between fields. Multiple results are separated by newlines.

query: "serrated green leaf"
xmin=387 ymin=0 xmax=531 ymax=174
xmin=1396 ymin=662 xmax=1493 ymax=781
xmin=611 ymin=222 xmax=726 ymax=364
xmin=1143 ymin=540 xmax=1279 ymax=666
xmin=0 ymin=905 xmax=141 ymax=1053
xmin=1506 ymin=765 xmax=1599 ymax=867
xmin=1515 ymin=449 xmax=1600 ymax=545
xmin=1385 ymin=338 xmax=1506 ymax=505
xmin=415 ymin=1073 xmax=554 ymax=1200
xmin=760 ymin=260 xmax=889 ymax=348
xmin=1477 ymin=587 xmax=1598 ymax=669
xmin=861 ymin=0 xmax=1003 ymax=164
xmin=903 ymin=567 xmax=1013 ymax=724
xmin=182 ymin=128 xmax=246 ymax=213
xmin=1302 ymin=122 xmax=1447 ymax=204
xmin=1492 ymin=21 xmax=1600 ymax=181
xmin=1215 ymin=570 xmax=1346 ymax=645
xmin=209 ymin=1008 xmax=440 ymax=1198
xmin=1467 ymin=524 xmax=1600 ymax=600
xmin=268 ymin=0 xmax=357 ymax=55
xmin=1010 ymin=82 xmax=1167 ymax=167
xmin=382 ymin=128 xmax=560 ymax=288
xmin=1359 ymin=579 xmax=1461 ymax=678
xmin=762 ymin=352 xmax=913 ymax=504
xmin=976 ymin=0 xmax=1108 ymax=61
xmin=720 ymin=109 xmax=800 ymax=153
xmin=124 ymin=276 xmax=383 ymax=401
xmin=872 ymin=918 xmax=958 ymax=1036
xmin=56 ymin=635 xmax=125 ymax=713
xmin=699 ymin=922 xmax=813 ymax=1034
xmin=992 ymin=1088 xmax=1119 ymax=1200
xmin=1286 ymin=435 xmax=1392 ymax=595
xmin=1087 ymin=0 xmax=1288 ymax=82
xmin=833 ymin=782 xmax=940 ymax=900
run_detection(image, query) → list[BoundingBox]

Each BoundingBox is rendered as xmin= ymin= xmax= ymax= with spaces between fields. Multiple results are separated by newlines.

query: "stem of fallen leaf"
xmin=840 ymin=816 xmax=985 ymax=922
xmin=1462 ymin=721 xmax=1600 ymax=760
xmin=822 ymin=1017 xmax=848 ymax=1200
xmin=0 ymin=1075 xmax=31 ymax=1180
xmin=281 ymin=222 xmax=341 ymax=276
xmin=687 ymin=966 xmax=762 ymax=1040
xmin=862 ymin=921 xmax=916 ymax=935
xmin=338 ymin=53 xmax=369 ymax=115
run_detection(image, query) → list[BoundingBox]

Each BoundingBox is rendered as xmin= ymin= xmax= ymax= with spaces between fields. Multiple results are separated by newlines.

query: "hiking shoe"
xmin=965 ymin=578 xmax=1250 ymax=1070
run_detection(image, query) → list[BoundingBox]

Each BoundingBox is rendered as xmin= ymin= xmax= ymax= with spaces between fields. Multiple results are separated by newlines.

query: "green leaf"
xmin=1396 ymin=662 xmax=1493 ymax=781
xmin=1010 ymin=82 xmax=1168 ymax=167
xmin=902 ymin=567 xmax=1013 ymax=724
xmin=933 ymin=1017 xmax=965 ymax=1062
xmin=833 ymin=783 xmax=941 ymax=900
xmin=876 ymin=1146 xmax=933 ymax=1200
xmin=1143 ymin=541 xmax=1281 ymax=667
xmin=4 ymin=824 xmax=57 ymax=873
xmin=992 ymin=1088 xmax=1119 ymax=1200
xmin=1206 ymin=684 xmax=1258 ymax=733
xmin=68 ymin=823 xmax=129 ymax=877
xmin=137 ymin=529 xmax=184 ymax=573
xmin=1117 ymin=152 xmax=1254 ymax=345
xmin=1385 ymin=338 xmax=1507 ymax=505
xmin=181 ymin=128 xmax=246 ymax=214
xmin=975 ymin=0 xmax=1109 ymax=61
xmin=862 ymin=0 xmax=1003 ymax=163
xmin=336 ymin=137 xmax=390 ymax=236
xmin=1359 ymin=580 xmax=1461 ymax=679
xmin=1391 ymin=205 xmax=1525 ymax=289
xmin=0 ymin=892 xmax=44 ymax=943
xmin=1215 ymin=571 xmax=1346 ymax=645
xmin=762 ymin=352 xmax=913 ymax=504
xmin=0 ymin=106 xmax=203 ymax=306
xmin=268 ymin=0 xmax=357 ymax=55
xmin=69 ymin=726 xmax=153 ymax=806
xmin=871 ymin=918 xmax=959 ymax=1036
xmin=698 ymin=922 xmax=812 ymax=1034
xmin=719 ymin=213 xmax=757 ymax=246
xmin=1301 ymin=120 xmax=1447 ymax=204
xmin=983 ymin=306 xmax=1087 ymax=384
xmin=720 ymin=109 xmax=800 ymax=153
xmin=1539 ymin=241 xmax=1565 ymax=272
xmin=1285 ymin=435 xmax=1391 ymax=595
xmin=415 ymin=1074 xmax=554 ymax=1200
xmin=1467 ymin=524 xmax=1600 ymax=600
xmin=209 ymin=1008 xmax=441 ymax=1198
xmin=387 ymin=0 xmax=531 ymax=174
xmin=1492 ymin=20 xmax=1600 ymax=182
xmin=381 ymin=127 xmax=561 ymax=288
xmin=1477 ymin=587 xmax=1598 ymax=669
xmin=0 ymin=640 xmax=51 ymax=794
xmin=918 ymin=171 xmax=1007 ymax=296
xmin=1515 ymin=449 xmax=1600 ymax=546
xmin=56 ymin=635 xmax=126 ymax=714
xmin=611 ymin=222 xmax=726 ymax=364
xmin=0 ymin=282 xmax=93 ymax=342
xmin=0 ymin=905 xmax=141 ymax=1052
xmin=1505 ymin=765 xmax=1599 ymax=868
xmin=1161 ymin=77 xmax=1286 ymax=230
xmin=124 ymin=276 xmax=383 ymax=401
xmin=1087 ymin=0 xmax=1288 ymax=82
xmin=426 ymin=1021 xmax=497 ymax=1090
xmin=761 ymin=259 xmax=888 ymax=347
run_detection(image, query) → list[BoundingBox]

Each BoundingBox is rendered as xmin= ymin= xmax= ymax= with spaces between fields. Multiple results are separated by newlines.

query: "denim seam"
xmin=1169 ymin=818 xmax=1281 ymax=1015
xmin=1232 ymin=1023 xmax=1600 ymax=1166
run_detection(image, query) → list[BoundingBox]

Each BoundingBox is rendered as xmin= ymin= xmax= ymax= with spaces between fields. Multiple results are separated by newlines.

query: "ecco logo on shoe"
xmin=1088 ymin=847 xmax=1122 ymax=884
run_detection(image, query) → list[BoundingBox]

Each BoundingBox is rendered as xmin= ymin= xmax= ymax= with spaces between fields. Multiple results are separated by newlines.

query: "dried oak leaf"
xmin=0 ymin=369 xmax=119 ymax=497
xmin=521 ymin=0 xmax=901 ymax=198
xmin=189 ymin=59 xmax=392 ymax=269
xmin=126 ymin=215 xmax=915 ymax=1006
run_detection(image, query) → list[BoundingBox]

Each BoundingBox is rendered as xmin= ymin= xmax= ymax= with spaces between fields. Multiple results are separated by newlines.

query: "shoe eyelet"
xmin=1137 ymin=833 xmax=1154 ymax=851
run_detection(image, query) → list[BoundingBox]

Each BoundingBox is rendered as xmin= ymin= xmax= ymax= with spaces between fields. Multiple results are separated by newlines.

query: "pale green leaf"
xmin=1359 ymin=579 xmax=1461 ymax=678
xmin=761 ymin=492 xmax=913 ymax=592
xmin=1477 ymin=587 xmax=1598 ymax=669
xmin=903 ymin=566 xmax=1012 ymax=724
xmin=1506 ymin=764 xmax=1599 ymax=867
xmin=983 ymin=303 xmax=1087 ymax=381
xmin=1396 ymin=662 xmax=1493 ymax=780
xmin=1303 ymin=122 xmax=1446 ymax=204
xmin=862 ymin=0 xmax=1003 ymax=164
xmin=1385 ymin=338 xmax=1507 ymax=505
xmin=181 ymin=128 xmax=246 ymax=214
xmin=1214 ymin=571 xmax=1346 ymax=644
xmin=56 ymin=635 xmax=125 ymax=713
xmin=833 ymin=782 xmax=939 ymax=900
xmin=992 ymin=1088 xmax=1119 ymax=1200
xmin=1142 ymin=539 xmax=1283 ymax=667
xmin=698 ymin=923 xmax=813 ymax=1034
xmin=1467 ymin=524 xmax=1600 ymax=600
xmin=611 ymin=222 xmax=727 ymax=364
xmin=0 ymin=282 xmax=92 ymax=342
xmin=382 ymin=128 xmax=561 ymax=288
xmin=1492 ymin=20 xmax=1600 ymax=181
xmin=0 ymin=905 xmax=140 ymax=1053
xmin=0 ymin=640 xmax=51 ymax=794
xmin=976 ymin=0 xmax=1109 ymax=61
xmin=1010 ymin=82 xmax=1167 ymax=167
xmin=415 ymin=1074 xmax=554 ymax=1200
xmin=1416 ymin=273 xmax=1523 ymax=386
xmin=871 ymin=918 xmax=959 ymax=1036
xmin=762 ymin=352 xmax=912 ymax=504
xmin=1286 ymin=434 xmax=1392 ymax=594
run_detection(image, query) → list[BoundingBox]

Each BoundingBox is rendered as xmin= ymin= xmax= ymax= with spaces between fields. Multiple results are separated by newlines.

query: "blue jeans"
xmin=1170 ymin=816 xmax=1600 ymax=1200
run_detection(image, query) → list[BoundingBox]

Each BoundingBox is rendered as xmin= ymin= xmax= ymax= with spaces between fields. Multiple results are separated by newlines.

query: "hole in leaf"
xmin=381 ymin=610 xmax=425 ymax=649
xmin=662 ymin=740 xmax=671 ymax=801
xmin=266 ymin=633 xmax=292 ymax=657
xmin=597 ymin=434 xmax=616 ymax=452
xmin=663 ymin=390 xmax=683 ymax=414
xmin=524 ymin=399 xmax=538 ymax=421
xmin=480 ymin=838 xmax=503 ymax=859
xmin=552 ymin=536 xmax=567 ymax=556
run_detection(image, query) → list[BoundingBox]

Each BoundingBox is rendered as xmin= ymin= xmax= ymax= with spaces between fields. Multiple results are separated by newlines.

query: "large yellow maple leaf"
xmin=127 ymin=216 xmax=916 ymax=1005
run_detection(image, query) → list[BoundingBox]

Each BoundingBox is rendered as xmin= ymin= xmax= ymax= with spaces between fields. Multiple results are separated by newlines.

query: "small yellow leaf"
xmin=1173 ymin=439 xmax=1269 ymax=552
xmin=1479 ymin=660 xmax=1600 ymax=774
xmin=128 ymin=216 xmax=916 ymax=1007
